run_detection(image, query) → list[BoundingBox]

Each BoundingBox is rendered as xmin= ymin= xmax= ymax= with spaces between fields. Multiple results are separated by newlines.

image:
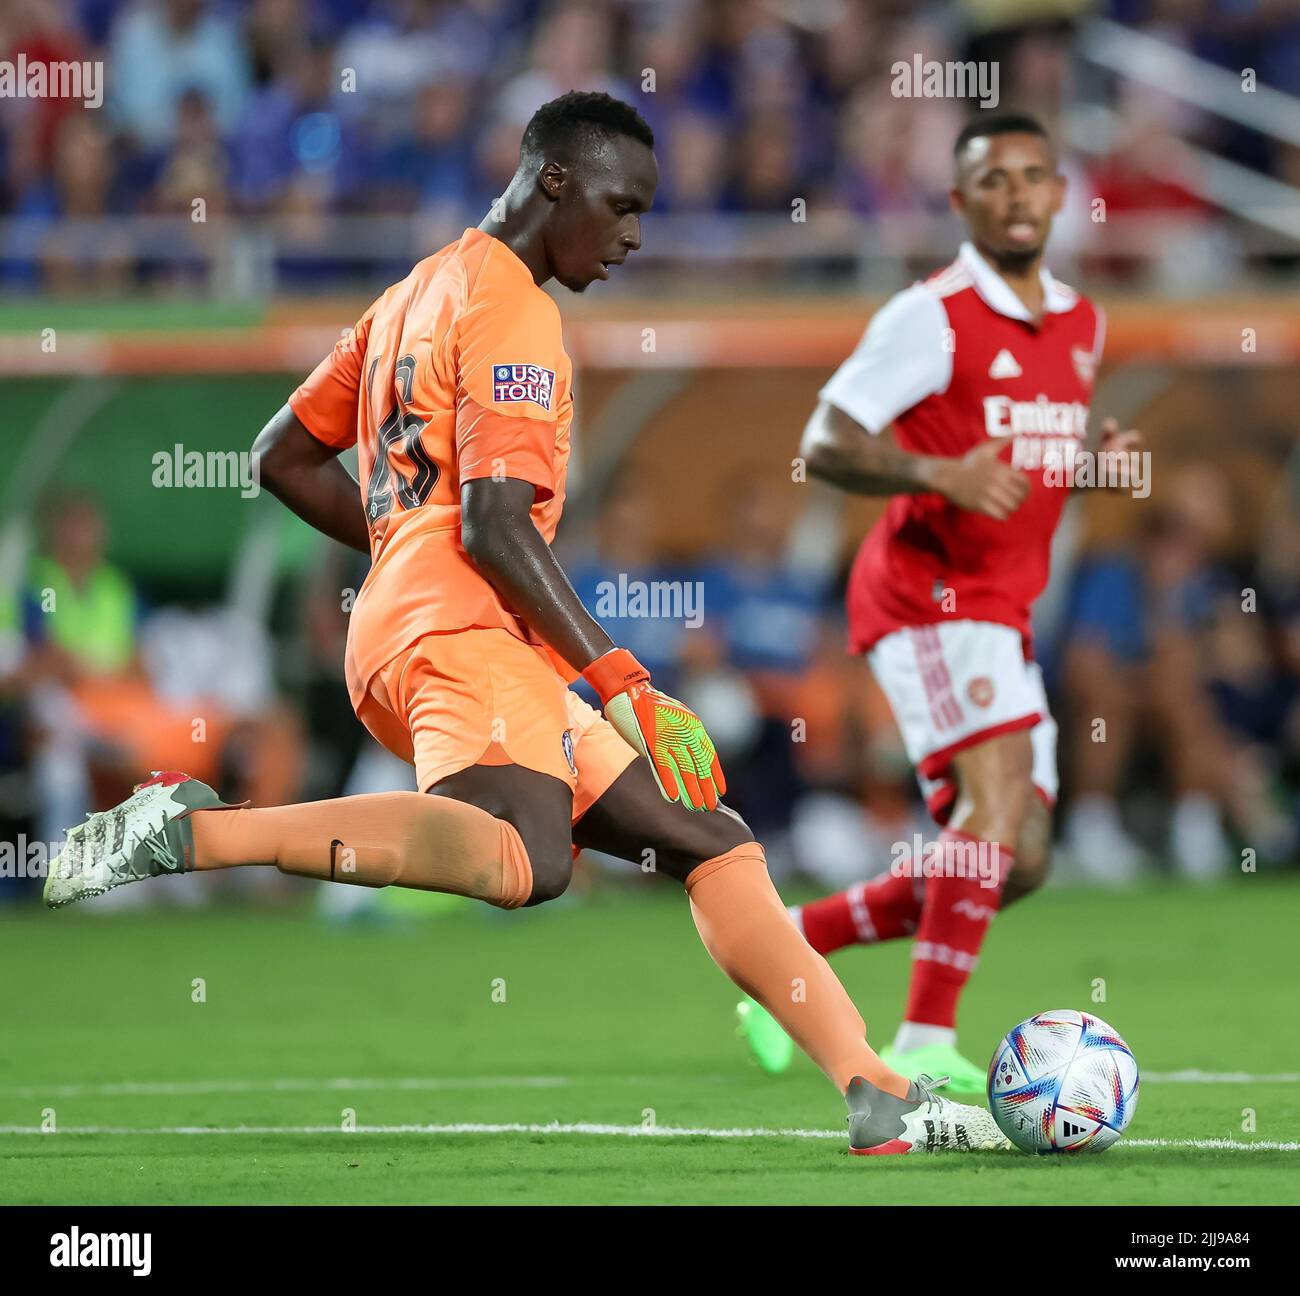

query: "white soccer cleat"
xmin=44 ymin=771 xmax=241 ymax=909
xmin=847 ymin=1073 xmax=1012 ymax=1155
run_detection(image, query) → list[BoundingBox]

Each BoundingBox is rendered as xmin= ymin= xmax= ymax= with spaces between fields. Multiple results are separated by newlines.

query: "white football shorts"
xmin=867 ymin=619 xmax=1058 ymax=824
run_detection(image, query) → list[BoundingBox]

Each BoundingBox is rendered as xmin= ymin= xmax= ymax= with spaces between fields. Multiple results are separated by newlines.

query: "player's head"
xmin=518 ymin=90 xmax=657 ymax=292
xmin=950 ymin=112 xmax=1064 ymax=266
xmin=41 ymin=489 xmax=106 ymax=572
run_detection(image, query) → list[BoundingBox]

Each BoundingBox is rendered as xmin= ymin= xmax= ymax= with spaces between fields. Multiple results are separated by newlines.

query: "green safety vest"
xmin=28 ymin=557 xmax=136 ymax=674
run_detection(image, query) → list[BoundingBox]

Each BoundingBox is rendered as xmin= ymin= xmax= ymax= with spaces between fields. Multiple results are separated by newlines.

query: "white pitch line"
xmin=0 ymin=1076 xmax=572 ymax=1099
xmin=3 ymin=1070 xmax=1294 ymax=1101
xmin=1143 ymin=1070 xmax=1299 ymax=1084
xmin=0 ymin=1123 xmax=1295 ymax=1151
xmin=1121 ymin=1137 xmax=1300 ymax=1152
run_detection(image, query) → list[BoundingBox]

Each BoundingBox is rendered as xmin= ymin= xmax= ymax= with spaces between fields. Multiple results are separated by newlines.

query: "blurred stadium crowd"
xmin=1 ymin=0 xmax=1298 ymax=910
xmin=2 ymin=449 xmax=1297 ymax=910
xmin=3 ymin=0 xmax=1300 ymax=292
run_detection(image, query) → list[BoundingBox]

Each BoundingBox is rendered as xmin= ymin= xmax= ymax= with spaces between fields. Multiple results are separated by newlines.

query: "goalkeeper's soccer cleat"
xmin=846 ymin=1073 xmax=1011 ymax=1155
xmin=736 ymin=995 xmax=794 ymax=1074
xmin=879 ymin=1042 xmax=989 ymax=1099
xmin=582 ymin=647 xmax=725 ymax=812
xmin=44 ymin=771 xmax=243 ymax=909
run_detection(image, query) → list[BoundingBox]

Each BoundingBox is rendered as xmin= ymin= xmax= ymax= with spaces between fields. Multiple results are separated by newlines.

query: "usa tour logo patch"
xmin=493 ymin=363 xmax=555 ymax=411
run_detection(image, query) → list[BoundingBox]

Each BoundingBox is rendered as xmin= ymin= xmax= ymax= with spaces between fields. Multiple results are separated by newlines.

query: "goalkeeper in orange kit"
xmin=44 ymin=92 xmax=1007 ymax=1155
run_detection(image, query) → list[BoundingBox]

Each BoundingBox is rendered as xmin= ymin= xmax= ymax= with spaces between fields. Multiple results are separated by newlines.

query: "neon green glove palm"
xmin=583 ymin=648 xmax=726 ymax=812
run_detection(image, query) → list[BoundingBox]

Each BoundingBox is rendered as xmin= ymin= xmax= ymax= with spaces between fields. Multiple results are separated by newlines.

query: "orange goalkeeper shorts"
xmin=354 ymin=627 xmax=637 ymax=819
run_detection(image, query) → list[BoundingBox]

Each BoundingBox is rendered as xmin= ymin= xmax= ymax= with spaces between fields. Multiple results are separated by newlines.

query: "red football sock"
xmin=798 ymin=868 xmax=924 ymax=957
xmin=904 ymin=829 xmax=1010 ymax=1029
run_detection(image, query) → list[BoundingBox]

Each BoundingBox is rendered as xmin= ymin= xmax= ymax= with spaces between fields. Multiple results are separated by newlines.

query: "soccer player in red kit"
xmin=738 ymin=113 xmax=1142 ymax=1095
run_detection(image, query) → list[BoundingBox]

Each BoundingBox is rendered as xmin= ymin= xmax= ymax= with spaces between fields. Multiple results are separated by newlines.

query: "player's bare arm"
xmin=253 ymin=404 xmax=370 ymax=554
xmin=460 ymin=476 xmax=614 ymax=671
xmin=801 ymin=399 xmax=1029 ymax=520
xmin=461 ymin=474 xmax=724 ymax=810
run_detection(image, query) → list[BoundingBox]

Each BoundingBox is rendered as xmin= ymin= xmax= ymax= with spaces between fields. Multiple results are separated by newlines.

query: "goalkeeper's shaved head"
xmin=493 ymin=90 xmax=657 ymax=294
xmin=520 ymin=91 xmax=654 ymax=174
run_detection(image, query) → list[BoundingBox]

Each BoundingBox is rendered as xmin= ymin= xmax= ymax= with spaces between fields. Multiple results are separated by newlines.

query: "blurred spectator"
xmin=833 ymin=85 xmax=956 ymax=218
xmin=494 ymin=1 xmax=631 ymax=128
xmin=26 ymin=492 xmax=138 ymax=680
xmin=721 ymin=111 xmax=804 ymax=214
xmin=685 ymin=478 xmax=835 ymax=847
xmin=230 ymin=38 xmax=363 ymax=212
xmin=1084 ymin=89 xmax=1225 ymax=291
xmin=22 ymin=493 xmax=304 ymax=859
xmin=647 ymin=110 xmax=727 ymax=213
xmin=246 ymin=0 xmax=314 ymax=88
xmin=697 ymin=476 xmax=833 ymax=715
xmin=0 ymin=0 xmax=1296 ymax=291
xmin=151 ymin=89 xmax=232 ymax=218
xmin=20 ymin=112 xmax=132 ymax=295
xmin=23 ymin=493 xmax=142 ymax=847
xmin=0 ymin=0 xmax=90 ymax=199
xmin=369 ymin=77 xmax=477 ymax=216
xmin=333 ymin=0 xmax=502 ymax=135
xmin=109 ymin=0 xmax=251 ymax=150
xmin=137 ymin=601 xmax=305 ymax=812
xmin=1057 ymin=463 xmax=1278 ymax=883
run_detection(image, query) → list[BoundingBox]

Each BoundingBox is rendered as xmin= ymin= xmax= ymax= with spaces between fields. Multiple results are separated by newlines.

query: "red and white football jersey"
xmin=820 ymin=241 xmax=1104 ymax=655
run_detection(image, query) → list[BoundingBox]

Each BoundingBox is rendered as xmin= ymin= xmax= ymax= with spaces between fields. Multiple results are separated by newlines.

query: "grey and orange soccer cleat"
xmin=44 ymin=771 xmax=243 ymax=909
xmin=846 ymin=1073 xmax=1011 ymax=1155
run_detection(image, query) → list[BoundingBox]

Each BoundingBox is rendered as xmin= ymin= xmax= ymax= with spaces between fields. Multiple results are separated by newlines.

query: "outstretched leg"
xmin=42 ymin=767 xmax=572 ymax=912
xmin=574 ymin=757 xmax=911 ymax=1098
xmin=575 ymin=757 xmax=1010 ymax=1152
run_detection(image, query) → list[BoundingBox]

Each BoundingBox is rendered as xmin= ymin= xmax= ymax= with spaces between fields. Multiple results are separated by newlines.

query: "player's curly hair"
xmin=520 ymin=90 xmax=654 ymax=166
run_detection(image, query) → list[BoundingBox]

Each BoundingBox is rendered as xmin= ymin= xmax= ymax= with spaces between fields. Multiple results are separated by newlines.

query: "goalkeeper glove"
xmin=582 ymin=648 xmax=726 ymax=812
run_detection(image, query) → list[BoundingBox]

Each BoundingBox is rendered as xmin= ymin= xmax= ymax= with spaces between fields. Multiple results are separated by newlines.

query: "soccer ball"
xmin=987 ymin=1009 xmax=1139 ymax=1153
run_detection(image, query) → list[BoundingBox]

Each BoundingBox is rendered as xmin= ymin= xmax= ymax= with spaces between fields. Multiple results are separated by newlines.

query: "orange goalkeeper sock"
xmin=686 ymin=842 xmax=909 ymax=1097
xmin=685 ymin=844 xmax=910 ymax=1098
xmin=189 ymin=792 xmax=532 ymax=909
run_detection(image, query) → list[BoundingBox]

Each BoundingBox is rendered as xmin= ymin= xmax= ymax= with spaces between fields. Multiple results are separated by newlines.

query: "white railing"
xmin=1078 ymin=18 xmax=1300 ymax=148
xmin=0 ymin=207 xmax=1294 ymax=302
xmin=1075 ymin=18 xmax=1300 ymax=240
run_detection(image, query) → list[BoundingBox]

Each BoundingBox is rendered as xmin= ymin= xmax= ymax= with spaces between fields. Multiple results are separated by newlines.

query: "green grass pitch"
xmin=1 ymin=877 xmax=1296 ymax=1204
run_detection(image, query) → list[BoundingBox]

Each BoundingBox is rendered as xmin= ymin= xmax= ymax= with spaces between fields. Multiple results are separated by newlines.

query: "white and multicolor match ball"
xmin=988 ymin=1009 xmax=1139 ymax=1153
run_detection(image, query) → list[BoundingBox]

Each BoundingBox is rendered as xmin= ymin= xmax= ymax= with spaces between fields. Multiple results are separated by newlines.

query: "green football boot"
xmin=736 ymin=996 xmax=794 ymax=1074
xmin=880 ymin=1042 xmax=989 ymax=1099
xmin=45 ymin=771 xmax=243 ymax=909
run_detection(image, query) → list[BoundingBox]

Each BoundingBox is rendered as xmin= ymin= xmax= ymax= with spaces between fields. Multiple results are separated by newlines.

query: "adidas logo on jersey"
xmin=988 ymin=348 xmax=1022 ymax=379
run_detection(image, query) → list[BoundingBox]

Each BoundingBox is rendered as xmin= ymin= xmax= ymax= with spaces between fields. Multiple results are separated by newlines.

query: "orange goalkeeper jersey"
xmin=288 ymin=227 xmax=574 ymax=705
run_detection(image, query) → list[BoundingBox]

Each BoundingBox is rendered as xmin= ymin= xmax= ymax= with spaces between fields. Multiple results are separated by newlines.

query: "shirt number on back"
xmin=365 ymin=354 xmax=440 ymax=524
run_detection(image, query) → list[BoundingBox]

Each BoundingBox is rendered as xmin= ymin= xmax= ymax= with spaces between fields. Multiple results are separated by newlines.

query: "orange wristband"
xmin=581 ymin=648 xmax=650 ymax=703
